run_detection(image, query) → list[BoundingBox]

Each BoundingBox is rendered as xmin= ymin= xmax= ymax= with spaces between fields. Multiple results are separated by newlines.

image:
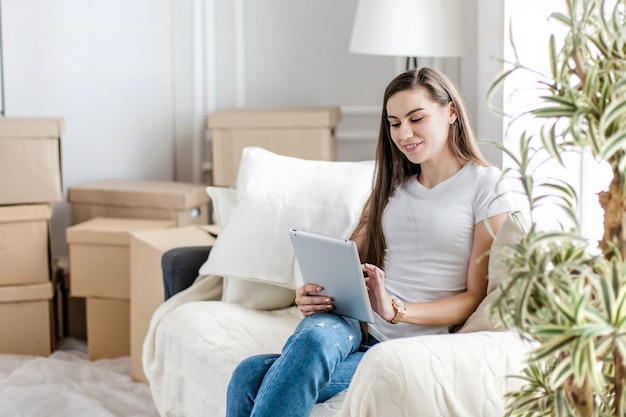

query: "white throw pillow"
xmin=206 ymin=185 xmax=296 ymax=310
xmin=208 ymin=186 xmax=238 ymax=227
xmin=459 ymin=211 xmax=528 ymax=333
xmin=200 ymin=147 xmax=376 ymax=290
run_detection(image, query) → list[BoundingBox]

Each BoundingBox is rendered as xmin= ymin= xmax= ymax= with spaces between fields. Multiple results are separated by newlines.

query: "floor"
xmin=0 ymin=338 xmax=159 ymax=417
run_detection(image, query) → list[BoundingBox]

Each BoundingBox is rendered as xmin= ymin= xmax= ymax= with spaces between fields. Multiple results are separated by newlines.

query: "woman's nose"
xmin=398 ymin=123 xmax=413 ymax=141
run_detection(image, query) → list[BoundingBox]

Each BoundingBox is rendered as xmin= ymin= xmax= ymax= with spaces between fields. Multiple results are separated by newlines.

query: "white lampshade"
xmin=349 ymin=0 xmax=466 ymax=58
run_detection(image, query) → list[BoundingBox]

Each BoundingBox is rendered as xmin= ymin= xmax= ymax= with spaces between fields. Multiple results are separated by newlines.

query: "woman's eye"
xmin=389 ymin=122 xmax=400 ymax=128
xmin=411 ymin=118 xmax=423 ymax=123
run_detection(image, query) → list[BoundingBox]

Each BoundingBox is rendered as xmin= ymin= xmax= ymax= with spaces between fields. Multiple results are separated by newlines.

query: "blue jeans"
xmin=226 ymin=313 xmax=377 ymax=417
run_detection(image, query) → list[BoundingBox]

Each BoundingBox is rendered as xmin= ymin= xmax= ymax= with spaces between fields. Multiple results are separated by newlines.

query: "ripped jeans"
xmin=225 ymin=313 xmax=378 ymax=417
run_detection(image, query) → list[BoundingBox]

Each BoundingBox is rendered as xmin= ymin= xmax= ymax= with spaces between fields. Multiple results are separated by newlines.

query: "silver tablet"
xmin=289 ymin=228 xmax=375 ymax=323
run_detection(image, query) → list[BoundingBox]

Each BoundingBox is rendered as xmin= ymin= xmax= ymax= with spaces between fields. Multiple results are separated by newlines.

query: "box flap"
xmin=206 ymin=107 xmax=341 ymax=129
xmin=0 ymin=204 xmax=53 ymax=223
xmin=0 ymin=117 xmax=65 ymax=137
xmin=67 ymin=179 xmax=210 ymax=210
xmin=66 ymin=217 xmax=176 ymax=245
xmin=129 ymin=224 xmax=217 ymax=252
xmin=0 ymin=282 xmax=53 ymax=303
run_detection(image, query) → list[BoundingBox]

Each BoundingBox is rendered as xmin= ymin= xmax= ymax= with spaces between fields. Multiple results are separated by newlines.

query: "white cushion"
xmin=208 ymin=186 xmax=238 ymax=227
xmin=459 ymin=211 xmax=528 ymax=333
xmin=200 ymin=147 xmax=376 ymax=290
xmin=206 ymin=185 xmax=296 ymax=310
xmin=337 ymin=331 xmax=530 ymax=417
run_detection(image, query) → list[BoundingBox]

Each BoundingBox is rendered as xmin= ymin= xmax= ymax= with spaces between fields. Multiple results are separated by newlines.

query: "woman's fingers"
xmin=362 ymin=262 xmax=383 ymax=275
xmin=295 ymin=283 xmax=324 ymax=300
xmin=298 ymin=296 xmax=333 ymax=316
xmin=295 ymin=283 xmax=333 ymax=316
xmin=362 ymin=263 xmax=384 ymax=288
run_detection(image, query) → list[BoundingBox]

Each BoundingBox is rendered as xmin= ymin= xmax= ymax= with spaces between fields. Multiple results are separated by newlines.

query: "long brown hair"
xmin=353 ymin=67 xmax=489 ymax=267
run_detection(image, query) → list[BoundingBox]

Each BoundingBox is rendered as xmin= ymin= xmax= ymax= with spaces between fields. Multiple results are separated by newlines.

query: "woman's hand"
xmin=362 ymin=263 xmax=395 ymax=322
xmin=295 ymin=284 xmax=333 ymax=317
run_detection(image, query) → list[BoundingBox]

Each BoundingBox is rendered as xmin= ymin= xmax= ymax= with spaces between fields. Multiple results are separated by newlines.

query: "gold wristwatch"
xmin=390 ymin=298 xmax=406 ymax=324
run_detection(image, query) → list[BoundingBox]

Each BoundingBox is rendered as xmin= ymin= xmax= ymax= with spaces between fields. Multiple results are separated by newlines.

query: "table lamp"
xmin=349 ymin=0 xmax=466 ymax=70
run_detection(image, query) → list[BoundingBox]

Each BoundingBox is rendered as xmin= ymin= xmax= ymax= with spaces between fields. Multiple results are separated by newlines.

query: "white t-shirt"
xmin=367 ymin=162 xmax=515 ymax=342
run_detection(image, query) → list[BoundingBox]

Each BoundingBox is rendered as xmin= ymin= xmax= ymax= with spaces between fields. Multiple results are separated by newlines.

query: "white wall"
xmin=2 ymin=0 xmax=505 ymax=260
xmin=461 ymin=0 xmax=506 ymax=168
xmin=3 ymin=0 xmax=176 ymax=259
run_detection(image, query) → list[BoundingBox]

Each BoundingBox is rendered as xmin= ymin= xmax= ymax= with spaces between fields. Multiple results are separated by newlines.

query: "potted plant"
xmin=486 ymin=0 xmax=626 ymax=415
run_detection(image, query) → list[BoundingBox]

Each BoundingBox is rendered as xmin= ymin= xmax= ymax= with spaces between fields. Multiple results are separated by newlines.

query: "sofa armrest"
xmin=338 ymin=331 xmax=532 ymax=417
xmin=161 ymin=246 xmax=212 ymax=300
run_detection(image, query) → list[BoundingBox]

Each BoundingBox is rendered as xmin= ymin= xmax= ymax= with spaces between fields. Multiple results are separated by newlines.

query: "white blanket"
xmin=143 ymin=276 xmax=531 ymax=417
xmin=142 ymin=276 xmax=347 ymax=417
xmin=337 ymin=331 xmax=531 ymax=417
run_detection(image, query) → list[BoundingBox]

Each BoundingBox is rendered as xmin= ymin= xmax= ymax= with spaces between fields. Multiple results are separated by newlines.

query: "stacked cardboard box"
xmin=66 ymin=217 xmax=175 ymax=360
xmin=0 ymin=117 xmax=64 ymax=356
xmin=67 ymin=179 xmax=211 ymax=226
xmin=65 ymin=179 xmax=212 ymax=351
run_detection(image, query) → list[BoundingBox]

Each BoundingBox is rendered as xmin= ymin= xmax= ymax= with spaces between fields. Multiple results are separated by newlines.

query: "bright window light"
xmin=503 ymin=0 xmax=612 ymax=244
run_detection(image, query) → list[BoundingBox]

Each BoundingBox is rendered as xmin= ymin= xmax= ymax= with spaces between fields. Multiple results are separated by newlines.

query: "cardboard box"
xmin=0 ymin=204 xmax=52 ymax=286
xmin=129 ymin=224 xmax=217 ymax=383
xmin=86 ymin=297 xmax=129 ymax=360
xmin=0 ymin=282 xmax=55 ymax=356
xmin=66 ymin=217 xmax=176 ymax=300
xmin=206 ymin=107 xmax=341 ymax=186
xmin=68 ymin=179 xmax=211 ymax=226
xmin=0 ymin=117 xmax=64 ymax=204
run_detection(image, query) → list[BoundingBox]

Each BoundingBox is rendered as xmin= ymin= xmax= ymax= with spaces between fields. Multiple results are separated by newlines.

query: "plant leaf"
xmin=600 ymin=130 xmax=626 ymax=160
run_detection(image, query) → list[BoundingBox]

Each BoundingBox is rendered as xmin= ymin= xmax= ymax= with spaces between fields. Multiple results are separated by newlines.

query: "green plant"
xmin=486 ymin=0 xmax=626 ymax=415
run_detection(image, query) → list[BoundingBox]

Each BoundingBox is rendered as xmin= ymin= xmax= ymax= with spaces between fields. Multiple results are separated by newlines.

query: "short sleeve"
xmin=473 ymin=166 xmax=516 ymax=224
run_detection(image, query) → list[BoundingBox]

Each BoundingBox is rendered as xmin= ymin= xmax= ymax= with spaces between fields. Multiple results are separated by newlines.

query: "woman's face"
xmin=386 ymin=87 xmax=457 ymax=166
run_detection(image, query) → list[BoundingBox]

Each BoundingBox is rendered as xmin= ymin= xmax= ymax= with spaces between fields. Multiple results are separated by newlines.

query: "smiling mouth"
xmin=404 ymin=143 xmax=420 ymax=152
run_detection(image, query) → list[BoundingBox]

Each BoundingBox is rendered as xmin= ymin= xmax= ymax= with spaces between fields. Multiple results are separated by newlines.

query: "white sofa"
xmin=142 ymin=148 xmax=533 ymax=417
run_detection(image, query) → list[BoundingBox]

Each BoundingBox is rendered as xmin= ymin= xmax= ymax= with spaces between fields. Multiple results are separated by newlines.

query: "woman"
xmin=226 ymin=67 xmax=515 ymax=417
